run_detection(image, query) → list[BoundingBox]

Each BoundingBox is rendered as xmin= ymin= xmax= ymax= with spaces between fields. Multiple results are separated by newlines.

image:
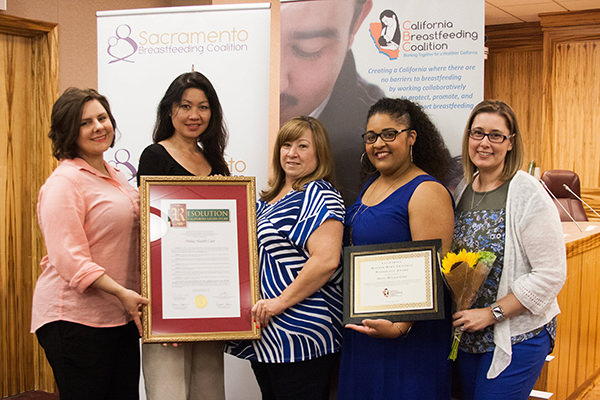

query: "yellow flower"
xmin=441 ymin=249 xmax=480 ymax=274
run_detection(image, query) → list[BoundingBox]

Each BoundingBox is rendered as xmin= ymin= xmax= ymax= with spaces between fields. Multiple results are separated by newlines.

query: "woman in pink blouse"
xmin=31 ymin=88 xmax=148 ymax=400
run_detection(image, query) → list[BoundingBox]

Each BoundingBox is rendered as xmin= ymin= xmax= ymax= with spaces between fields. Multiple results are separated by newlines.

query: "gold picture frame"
xmin=140 ymin=176 xmax=260 ymax=342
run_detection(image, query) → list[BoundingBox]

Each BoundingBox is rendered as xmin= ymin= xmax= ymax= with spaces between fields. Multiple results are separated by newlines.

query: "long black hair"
xmin=363 ymin=98 xmax=451 ymax=183
xmin=153 ymin=72 xmax=230 ymax=175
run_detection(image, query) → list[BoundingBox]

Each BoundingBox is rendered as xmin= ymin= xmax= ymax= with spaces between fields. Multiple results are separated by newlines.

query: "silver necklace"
xmin=470 ymin=187 xmax=489 ymax=210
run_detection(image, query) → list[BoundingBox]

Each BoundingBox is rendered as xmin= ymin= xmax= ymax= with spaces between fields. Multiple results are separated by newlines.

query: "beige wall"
xmin=1 ymin=0 xmax=280 ymax=149
xmin=1 ymin=0 xmax=210 ymax=92
xmin=213 ymin=0 xmax=281 ymax=153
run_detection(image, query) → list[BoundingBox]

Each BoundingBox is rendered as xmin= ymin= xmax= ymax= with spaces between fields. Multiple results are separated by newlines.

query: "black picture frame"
xmin=343 ymin=239 xmax=445 ymax=324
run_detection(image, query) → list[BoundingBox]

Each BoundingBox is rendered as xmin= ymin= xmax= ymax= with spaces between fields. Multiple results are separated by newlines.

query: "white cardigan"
xmin=454 ymin=170 xmax=567 ymax=378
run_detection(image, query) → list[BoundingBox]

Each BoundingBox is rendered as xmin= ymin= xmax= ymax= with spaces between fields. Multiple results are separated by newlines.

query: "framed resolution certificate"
xmin=343 ymin=239 xmax=445 ymax=324
xmin=140 ymin=176 xmax=260 ymax=342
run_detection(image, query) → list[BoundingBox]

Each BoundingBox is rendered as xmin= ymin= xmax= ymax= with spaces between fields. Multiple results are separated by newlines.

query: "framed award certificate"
xmin=343 ymin=239 xmax=445 ymax=324
xmin=140 ymin=176 xmax=260 ymax=342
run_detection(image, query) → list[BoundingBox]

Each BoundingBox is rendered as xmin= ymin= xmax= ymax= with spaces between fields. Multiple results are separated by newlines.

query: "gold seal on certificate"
xmin=343 ymin=239 xmax=445 ymax=324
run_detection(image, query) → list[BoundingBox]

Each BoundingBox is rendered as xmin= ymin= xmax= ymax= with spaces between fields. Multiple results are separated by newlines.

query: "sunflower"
xmin=441 ymin=249 xmax=480 ymax=274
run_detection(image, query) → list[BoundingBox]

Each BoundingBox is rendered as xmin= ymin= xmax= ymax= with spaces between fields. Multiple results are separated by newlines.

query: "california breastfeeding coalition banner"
xmin=280 ymin=0 xmax=483 ymax=204
xmin=97 ymin=4 xmax=271 ymax=190
xmin=354 ymin=0 xmax=483 ymax=155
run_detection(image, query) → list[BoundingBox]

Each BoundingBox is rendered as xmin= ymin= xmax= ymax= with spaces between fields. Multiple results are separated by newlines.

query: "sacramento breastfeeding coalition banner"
xmin=97 ymin=4 xmax=271 ymax=190
xmin=354 ymin=0 xmax=484 ymax=155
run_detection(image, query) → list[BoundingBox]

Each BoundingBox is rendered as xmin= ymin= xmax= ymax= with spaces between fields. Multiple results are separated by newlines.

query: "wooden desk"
xmin=534 ymin=222 xmax=600 ymax=399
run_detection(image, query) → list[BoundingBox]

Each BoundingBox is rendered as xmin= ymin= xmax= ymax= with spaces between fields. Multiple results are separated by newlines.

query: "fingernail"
xmin=256 ymin=324 xmax=260 ymax=329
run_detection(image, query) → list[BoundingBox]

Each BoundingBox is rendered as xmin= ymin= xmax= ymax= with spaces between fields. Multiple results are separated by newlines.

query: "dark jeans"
xmin=36 ymin=320 xmax=140 ymax=400
xmin=251 ymin=353 xmax=339 ymax=400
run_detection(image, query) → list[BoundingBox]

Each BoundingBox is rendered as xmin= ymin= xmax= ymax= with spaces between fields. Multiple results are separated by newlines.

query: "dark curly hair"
xmin=49 ymin=88 xmax=116 ymax=160
xmin=362 ymin=98 xmax=451 ymax=184
xmin=153 ymin=72 xmax=230 ymax=175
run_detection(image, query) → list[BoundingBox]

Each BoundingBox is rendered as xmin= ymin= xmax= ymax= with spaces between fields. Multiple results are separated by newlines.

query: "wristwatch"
xmin=490 ymin=302 xmax=506 ymax=322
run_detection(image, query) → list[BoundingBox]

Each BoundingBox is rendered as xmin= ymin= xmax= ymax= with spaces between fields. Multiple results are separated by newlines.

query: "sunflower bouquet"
xmin=441 ymin=249 xmax=496 ymax=360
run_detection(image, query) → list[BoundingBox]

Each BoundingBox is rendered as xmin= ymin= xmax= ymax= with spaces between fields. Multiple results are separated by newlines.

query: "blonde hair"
xmin=261 ymin=116 xmax=335 ymax=202
xmin=461 ymin=100 xmax=524 ymax=184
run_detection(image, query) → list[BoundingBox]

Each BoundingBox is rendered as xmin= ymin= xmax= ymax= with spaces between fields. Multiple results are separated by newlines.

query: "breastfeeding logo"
xmin=107 ymin=148 xmax=137 ymax=181
xmin=107 ymin=24 xmax=138 ymax=64
xmin=105 ymin=23 xmax=250 ymax=62
xmin=370 ymin=10 xmax=479 ymax=60
xmin=369 ymin=10 xmax=401 ymax=60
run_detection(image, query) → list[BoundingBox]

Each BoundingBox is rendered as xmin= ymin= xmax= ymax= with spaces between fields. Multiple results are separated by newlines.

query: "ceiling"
xmin=485 ymin=0 xmax=600 ymax=25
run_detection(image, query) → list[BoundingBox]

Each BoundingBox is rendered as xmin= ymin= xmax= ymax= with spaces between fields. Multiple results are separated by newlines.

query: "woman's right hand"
xmin=452 ymin=308 xmax=494 ymax=333
xmin=346 ymin=319 xmax=413 ymax=339
xmin=252 ymin=297 xmax=287 ymax=328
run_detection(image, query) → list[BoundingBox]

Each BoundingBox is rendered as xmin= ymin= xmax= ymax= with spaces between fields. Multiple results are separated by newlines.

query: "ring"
xmin=460 ymin=326 xmax=465 ymax=332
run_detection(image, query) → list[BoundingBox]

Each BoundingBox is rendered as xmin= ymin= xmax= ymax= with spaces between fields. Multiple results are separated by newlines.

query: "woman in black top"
xmin=137 ymin=71 xmax=230 ymax=400
xmin=137 ymin=71 xmax=230 ymax=184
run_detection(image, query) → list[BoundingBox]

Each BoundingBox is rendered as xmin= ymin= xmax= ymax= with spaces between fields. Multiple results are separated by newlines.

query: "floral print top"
xmin=453 ymin=182 xmax=556 ymax=354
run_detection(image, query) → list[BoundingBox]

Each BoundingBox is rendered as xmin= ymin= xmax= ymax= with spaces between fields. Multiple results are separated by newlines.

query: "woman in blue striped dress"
xmin=226 ymin=116 xmax=345 ymax=400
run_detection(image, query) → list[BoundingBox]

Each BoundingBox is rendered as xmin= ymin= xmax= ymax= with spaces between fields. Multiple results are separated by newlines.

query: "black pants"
xmin=36 ymin=320 xmax=140 ymax=400
xmin=251 ymin=353 xmax=339 ymax=400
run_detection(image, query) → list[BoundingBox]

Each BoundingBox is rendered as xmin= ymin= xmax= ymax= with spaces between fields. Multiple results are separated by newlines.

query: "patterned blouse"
xmin=226 ymin=180 xmax=345 ymax=363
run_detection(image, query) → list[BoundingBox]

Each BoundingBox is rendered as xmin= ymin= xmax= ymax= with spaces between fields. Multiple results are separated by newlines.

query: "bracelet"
xmin=393 ymin=322 xmax=413 ymax=338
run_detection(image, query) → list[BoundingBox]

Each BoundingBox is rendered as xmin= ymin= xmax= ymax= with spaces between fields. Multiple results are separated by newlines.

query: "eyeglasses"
xmin=468 ymin=129 xmax=513 ymax=144
xmin=362 ymin=128 xmax=410 ymax=144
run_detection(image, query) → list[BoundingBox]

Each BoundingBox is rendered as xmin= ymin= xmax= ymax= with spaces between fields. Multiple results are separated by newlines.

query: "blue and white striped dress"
xmin=226 ymin=180 xmax=345 ymax=363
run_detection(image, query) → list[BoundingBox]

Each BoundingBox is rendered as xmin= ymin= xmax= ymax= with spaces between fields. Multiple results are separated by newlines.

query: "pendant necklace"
xmin=470 ymin=188 xmax=489 ymax=210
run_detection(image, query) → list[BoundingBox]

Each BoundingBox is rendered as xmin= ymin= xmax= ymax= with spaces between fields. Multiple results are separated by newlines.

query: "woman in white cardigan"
xmin=451 ymin=100 xmax=566 ymax=400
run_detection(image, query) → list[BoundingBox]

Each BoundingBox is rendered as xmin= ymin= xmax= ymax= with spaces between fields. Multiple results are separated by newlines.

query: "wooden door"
xmin=0 ymin=14 xmax=58 ymax=396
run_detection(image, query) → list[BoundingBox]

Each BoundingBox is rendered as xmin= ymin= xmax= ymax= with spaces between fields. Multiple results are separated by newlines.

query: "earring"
xmin=360 ymin=152 xmax=376 ymax=174
xmin=410 ymin=146 xmax=414 ymax=163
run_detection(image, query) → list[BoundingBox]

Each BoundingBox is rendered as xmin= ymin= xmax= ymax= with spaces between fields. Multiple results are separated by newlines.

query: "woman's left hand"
xmin=452 ymin=308 xmax=495 ymax=333
xmin=252 ymin=297 xmax=286 ymax=328
xmin=345 ymin=319 xmax=412 ymax=339
xmin=116 ymin=288 xmax=149 ymax=336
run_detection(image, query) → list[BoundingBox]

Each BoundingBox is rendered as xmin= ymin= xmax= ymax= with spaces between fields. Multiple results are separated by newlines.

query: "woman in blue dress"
xmin=227 ymin=116 xmax=345 ymax=400
xmin=338 ymin=98 xmax=455 ymax=399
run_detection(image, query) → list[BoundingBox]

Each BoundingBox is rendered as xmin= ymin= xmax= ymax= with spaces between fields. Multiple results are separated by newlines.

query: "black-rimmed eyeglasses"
xmin=362 ymin=128 xmax=410 ymax=144
xmin=468 ymin=129 xmax=513 ymax=144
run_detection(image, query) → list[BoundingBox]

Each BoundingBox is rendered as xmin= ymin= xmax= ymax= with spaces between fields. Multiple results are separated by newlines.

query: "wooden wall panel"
xmin=539 ymin=10 xmax=600 ymax=188
xmin=0 ymin=15 xmax=57 ymax=396
xmin=581 ymin=188 xmax=600 ymax=221
xmin=1 ymin=31 xmax=34 ymax=397
xmin=30 ymin=27 xmax=59 ymax=393
xmin=539 ymin=232 xmax=600 ymax=399
xmin=486 ymin=13 xmax=600 ymax=187
xmin=545 ymin=40 xmax=600 ymax=187
xmin=484 ymin=49 xmax=543 ymax=170
xmin=485 ymin=11 xmax=600 ymax=399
